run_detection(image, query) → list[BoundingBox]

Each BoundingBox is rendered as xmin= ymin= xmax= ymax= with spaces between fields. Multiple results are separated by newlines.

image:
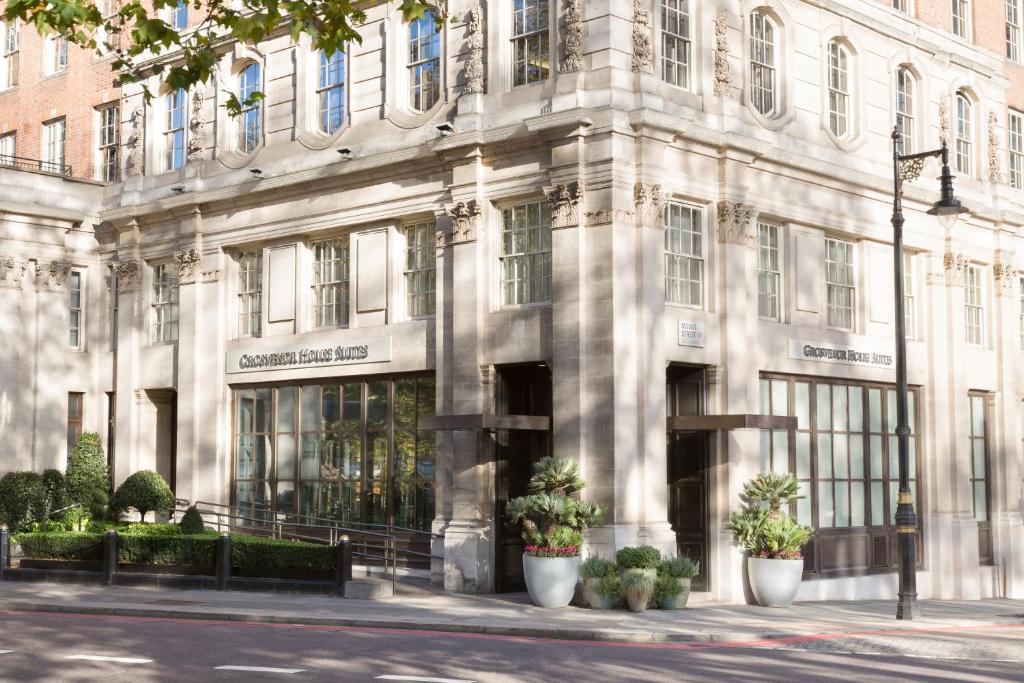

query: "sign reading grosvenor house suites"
xmin=788 ymin=338 xmax=895 ymax=369
xmin=225 ymin=336 xmax=392 ymax=374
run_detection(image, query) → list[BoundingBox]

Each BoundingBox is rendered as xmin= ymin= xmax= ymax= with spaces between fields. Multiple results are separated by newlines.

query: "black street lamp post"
xmin=890 ymin=126 xmax=967 ymax=620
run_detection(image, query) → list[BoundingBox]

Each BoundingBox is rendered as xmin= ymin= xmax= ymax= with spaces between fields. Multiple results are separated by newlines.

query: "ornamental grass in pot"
xmin=655 ymin=555 xmax=699 ymax=609
xmin=622 ymin=569 xmax=655 ymax=613
xmin=579 ymin=556 xmax=619 ymax=609
xmin=728 ymin=472 xmax=814 ymax=608
xmin=506 ymin=457 xmax=603 ymax=609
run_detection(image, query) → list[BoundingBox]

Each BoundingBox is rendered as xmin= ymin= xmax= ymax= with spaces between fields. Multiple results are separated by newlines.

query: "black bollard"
xmin=336 ymin=535 xmax=352 ymax=596
xmin=0 ymin=524 xmax=9 ymax=579
xmin=215 ymin=531 xmax=231 ymax=591
xmin=102 ymin=530 xmax=118 ymax=586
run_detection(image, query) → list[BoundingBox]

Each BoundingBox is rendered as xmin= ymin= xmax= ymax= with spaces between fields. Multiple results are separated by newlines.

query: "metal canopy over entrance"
xmin=667 ymin=414 xmax=797 ymax=431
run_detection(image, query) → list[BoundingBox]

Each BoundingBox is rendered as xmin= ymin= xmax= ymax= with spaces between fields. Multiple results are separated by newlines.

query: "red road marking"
xmin=1 ymin=609 xmax=1023 ymax=652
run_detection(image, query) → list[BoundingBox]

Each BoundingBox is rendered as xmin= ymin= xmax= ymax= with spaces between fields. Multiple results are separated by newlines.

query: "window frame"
xmin=659 ymin=0 xmax=693 ymax=91
xmin=903 ymin=252 xmax=916 ymax=339
xmin=825 ymin=237 xmax=856 ymax=331
xmin=165 ymin=88 xmax=187 ymax=171
xmin=42 ymin=117 xmax=66 ymax=174
xmin=97 ymin=103 xmax=120 ymax=182
xmin=757 ymin=221 xmax=781 ymax=321
xmin=403 ymin=221 xmax=437 ymax=318
xmin=1009 ymin=0 xmax=1022 ymax=62
xmin=311 ymin=237 xmax=351 ymax=329
xmin=510 ymin=0 xmax=551 ymax=87
xmin=952 ymin=0 xmax=971 ymax=40
xmin=826 ymin=40 xmax=851 ymax=140
xmin=151 ymin=261 xmax=180 ymax=344
xmin=965 ymin=264 xmax=984 ymax=346
xmin=748 ymin=11 xmax=778 ymax=118
xmin=664 ymin=201 xmax=705 ymax=309
xmin=69 ymin=268 xmax=84 ymax=350
xmin=237 ymin=62 xmax=262 ymax=154
xmin=238 ymin=250 xmax=263 ymax=338
xmin=895 ymin=67 xmax=915 ymax=156
xmin=955 ymin=92 xmax=974 ymax=177
xmin=0 ymin=19 xmax=18 ymax=89
xmin=170 ymin=0 xmax=188 ymax=31
xmin=408 ymin=11 xmax=442 ymax=112
xmin=499 ymin=200 xmax=553 ymax=307
xmin=67 ymin=392 xmax=84 ymax=456
xmin=967 ymin=393 xmax=990 ymax=525
xmin=46 ymin=34 xmax=68 ymax=75
xmin=0 ymin=131 xmax=14 ymax=164
xmin=317 ymin=49 xmax=346 ymax=135
xmin=1010 ymin=110 xmax=1024 ymax=191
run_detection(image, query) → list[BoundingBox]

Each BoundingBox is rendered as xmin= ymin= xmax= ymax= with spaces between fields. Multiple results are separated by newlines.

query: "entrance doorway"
xmin=494 ymin=364 xmax=552 ymax=592
xmin=666 ymin=365 xmax=710 ymax=591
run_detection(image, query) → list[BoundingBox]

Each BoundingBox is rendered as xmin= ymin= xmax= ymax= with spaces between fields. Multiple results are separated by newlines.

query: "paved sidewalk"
xmin=0 ymin=581 xmax=1021 ymax=644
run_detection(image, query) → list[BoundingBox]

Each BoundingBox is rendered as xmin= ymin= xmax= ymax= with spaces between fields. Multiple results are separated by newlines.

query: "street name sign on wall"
xmin=678 ymin=320 xmax=705 ymax=347
xmin=788 ymin=338 xmax=895 ymax=369
xmin=226 ymin=336 xmax=392 ymax=374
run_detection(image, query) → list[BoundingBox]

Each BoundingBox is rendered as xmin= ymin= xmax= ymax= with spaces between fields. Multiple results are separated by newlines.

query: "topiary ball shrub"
xmin=41 ymin=468 xmax=68 ymax=518
xmin=0 ymin=472 xmax=48 ymax=533
xmin=615 ymin=545 xmax=662 ymax=570
xmin=179 ymin=505 xmax=205 ymax=534
xmin=66 ymin=432 xmax=110 ymax=519
xmin=110 ymin=471 xmax=174 ymax=523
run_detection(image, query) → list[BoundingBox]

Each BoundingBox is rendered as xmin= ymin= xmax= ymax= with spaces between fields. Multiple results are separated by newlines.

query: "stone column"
xmin=111 ymin=255 xmax=143 ymax=488
xmin=173 ymin=232 xmax=203 ymax=504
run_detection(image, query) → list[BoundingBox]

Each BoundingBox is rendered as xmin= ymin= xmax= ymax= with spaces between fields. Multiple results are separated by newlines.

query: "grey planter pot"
xmin=619 ymin=568 xmax=656 ymax=609
xmin=523 ymin=555 xmax=580 ymax=608
xmin=580 ymin=578 xmax=617 ymax=609
xmin=747 ymin=557 xmax=804 ymax=607
xmin=657 ymin=577 xmax=692 ymax=610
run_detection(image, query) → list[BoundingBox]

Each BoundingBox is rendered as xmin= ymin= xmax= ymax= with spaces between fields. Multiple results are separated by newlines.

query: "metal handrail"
xmin=0 ymin=154 xmax=73 ymax=177
xmin=47 ymin=502 xmax=85 ymax=531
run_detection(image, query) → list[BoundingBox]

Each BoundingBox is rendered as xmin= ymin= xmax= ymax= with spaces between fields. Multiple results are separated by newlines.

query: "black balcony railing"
xmin=0 ymin=154 xmax=73 ymax=177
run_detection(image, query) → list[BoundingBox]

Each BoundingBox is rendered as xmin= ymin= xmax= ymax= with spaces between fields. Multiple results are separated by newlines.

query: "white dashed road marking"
xmin=215 ymin=666 xmax=307 ymax=674
xmin=376 ymin=676 xmax=476 ymax=683
xmin=63 ymin=655 xmax=153 ymax=664
xmin=0 ymin=650 xmax=13 ymax=655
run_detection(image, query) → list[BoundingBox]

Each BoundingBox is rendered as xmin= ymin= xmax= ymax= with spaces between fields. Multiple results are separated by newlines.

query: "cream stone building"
xmin=2 ymin=0 xmax=1024 ymax=602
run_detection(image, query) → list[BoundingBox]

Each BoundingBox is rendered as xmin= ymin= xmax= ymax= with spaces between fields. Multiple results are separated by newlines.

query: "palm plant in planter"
xmin=728 ymin=472 xmax=814 ymax=608
xmin=506 ymin=457 xmax=603 ymax=608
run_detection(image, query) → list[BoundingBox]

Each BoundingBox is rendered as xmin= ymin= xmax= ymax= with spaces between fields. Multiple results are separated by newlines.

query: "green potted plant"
xmin=579 ymin=555 xmax=618 ymax=609
xmin=506 ymin=457 xmax=603 ymax=609
xmin=621 ymin=568 xmax=655 ymax=613
xmin=594 ymin=573 xmax=623 ymax=610
xmin=728 ymin=472 xmax=814 ymax=608
xmin=656 ymin=555 xmax=699 ymax=609
xmin=615 ymin=545 xmax=661 ymax=582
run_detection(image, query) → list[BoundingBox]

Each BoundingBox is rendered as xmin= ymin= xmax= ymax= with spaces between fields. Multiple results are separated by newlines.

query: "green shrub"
xmin=595 ymin=573 xmax=624 ymax=600
xmin=85 ymin=519 xmax=128 ymax=534
xmin=0 ymin=472 xmax=47 ymax=533
xmin=179 ymin=506 xmax=205 ymax=534
xmin=615 ymin=545 xmax=661 ymax=569
xmin=41 ymin=468 xmax=67 ymax=517
xmin=653 ymin=573 xmax=683 ymax=602
xmin=118 ymin=534 xmax=216 ymax=567
xmin=230 ymin=535 xmax=334 ymax=574
xmin=66 ymin=433 xmax=109 ymax=519
xmin=579 ymin=555 xmax=618 ymax=580
xmin=621 ymin=568 xmax=655 ymax=591
xmin=110 ymin=471 xmax=174 ymax=523
xmin=659 ymin=555 xmax=699 ymax=579
xmin=122 ymin=522 xmax=184 ymax=536
xmin=14 ymin=532 xmax=104 ymax=561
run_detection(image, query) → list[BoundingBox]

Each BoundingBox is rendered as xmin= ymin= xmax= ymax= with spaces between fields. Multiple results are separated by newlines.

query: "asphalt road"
xmin=0 ymin=611 xmax=1022 ymax=682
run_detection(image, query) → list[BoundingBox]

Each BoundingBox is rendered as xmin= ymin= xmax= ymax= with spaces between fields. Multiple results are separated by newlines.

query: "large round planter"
xmin=747 ymin=557 xmax=804 ymax=608
xmin=657 ymin=577 xmax=692 ymax=610
xmin=580 ymin=578 xmax=618 ymax=609
xmin=523 ymin=554 xmax=580 ymax=608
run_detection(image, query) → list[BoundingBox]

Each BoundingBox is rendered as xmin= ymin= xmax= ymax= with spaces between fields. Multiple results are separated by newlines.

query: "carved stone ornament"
xmin=939 ymin=101 xmax=952 ymax=150
xmin=113 ymin=260 xmax=141 ymax=291
xmin=585 ymin=209 xmax=635 ymax=227
xmin=559 ymin=0 xmax=583 ymax=72
xmin=717 ymin=201 xmax=754 ymax=246
xmin=464 ymin=8 xmax=485 ymax=95
xmin=435 ymin=228 xmax=448 ymax=251
xmin=445 ymin=200 xmax=482 ymax=244
xmin=34 ymin=260 xmax=72 ymax=289
xmin=944 ymin=252 xmax=968 ymax=287
xmin=993 ymin=262 xmax=1018 ymax=294
xmin=988 ymin=112 xmax=1001 ymax=184
xmin=634 ymin=182 xmax=666 ymax=227
xmin=127 ymin=106 xmax=145 ymax=177
xmin=0 ymin=255 xmax=26 ymax=285
xmin=187 ymin=89 xmax=206 ymax=162
xmin=201 ymin=268 xmax=221 ymax=283
xmin=174 ymin=248 xmax=202 ymax=283
xmin=545 ymin=182 xmax=583 ymax=228
xmin=632 ymin=0 xmax=653 ymax=73
xmin=713 ymin=8 xmax=733 ymax=97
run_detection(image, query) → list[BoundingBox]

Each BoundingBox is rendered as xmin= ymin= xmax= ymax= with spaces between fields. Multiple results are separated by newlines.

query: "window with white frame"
xmin=749 ymin=12 xmax=777 ymax=117
xmin=965 ymin=264 xmax=984 ymax=345
xmin=896 ymin=67 xmax=915 ymax=155
xmin=826 ymin=238 xmax=855 ymax=330
xmin=892 ymin=0 xmax=908 ymax=11
xmin=968 ymin=393 xmax=990 ymax=522
xmin=312 ymin=239 xmax=349 ymax=328
xmin=237 ymin=62 xmax=261 ymax=153
xmin=46 ymin=35 xmax=68 ymax=74
xmin=98 ymin=103 xmax=119 ymax=182
xmin=903 ymin=252 xmax=915 ymax=337
xmin=952 ymin=0 xmax=970 ymax=39
xmin=501 ymin=201 xmax=552 ymax=305
xmin=69 ymin=269 xmax=83 ymax=349
xmin=409 ymin=12 xmax=441 ymax=111
xmin=0 ymin=131 xmax=14 ymax=165
xmin=660 ymin=0 xmax=691 ymax=89
xmin=665 ymin=203 xmax=704 ymax=307
xmin=1 ymin=19 xmax=18 ymax=89
xmin=404 ymin=222 xmax=436 ymax=317
xmin=827 ymin=40 xmax=851 ymax=139
xmin=238 ymin=251 xmax=262 ymax=337
xmin=956 ymin=93 xmax=973 ymax=176
xmin=757 ymin=222 xmax=781 ymax=320
xmin=170 ymin=0 xmax=187 ymax=30
xmin=152 ymin=262 xmax=179 ymax=343
xmin=318 ymin=50 xmax=345 ymax=134
xmin=165 ymin=88 xmax=186 ymax=170
xmin=1009 ymin=0 xmax=1022 ymax=62
xmin=511 ymin=0 xmax=550 ymax=87
xmin=42 ymin=118 xmax=65 ymax=173
xmin=1010 ymin=110 xmax=1024 ymax=190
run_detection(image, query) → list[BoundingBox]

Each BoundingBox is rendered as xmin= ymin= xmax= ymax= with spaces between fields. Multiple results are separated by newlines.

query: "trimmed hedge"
xmin=15 ymin=532 xmax=104 ymax=562
xmin=0 ymin=472 xmax=48 ymax=533
xmin=230 ymin=535 xmax=334 ymax=574
xmin=118 ymin=534 xmax=217 ymax=567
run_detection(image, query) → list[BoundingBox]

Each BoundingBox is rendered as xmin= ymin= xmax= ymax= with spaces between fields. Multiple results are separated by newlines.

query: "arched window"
xmin=409 ymin=12 xmax=441 ymax=111
xmin=661 ymin=0 xmax=692 ymax=89
xmin=827 ymin=41 xmax=850 ymax=139
xmin=166 ymin=88 xmax=186 ymax=171
xmin=318 ymin=50 xmax=345 ymax=134
xmin=237 ymin=63 xmax=261 ymax=153
xmin=749 ymin=12 xmax=777 ymax=116
xmin=956 ymin=92 xmax=973 ymax=176
xmin=895 ymin=67 xmax=915 ymax=155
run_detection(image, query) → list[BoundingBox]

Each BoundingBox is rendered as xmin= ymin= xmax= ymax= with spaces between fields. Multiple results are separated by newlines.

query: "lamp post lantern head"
xmin=926 ymin=141 xmax=968 ymax=231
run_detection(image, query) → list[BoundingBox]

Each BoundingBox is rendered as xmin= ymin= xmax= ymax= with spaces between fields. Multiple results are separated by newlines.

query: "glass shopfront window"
xmin=233 ymin=374 xmax=436 ymax=532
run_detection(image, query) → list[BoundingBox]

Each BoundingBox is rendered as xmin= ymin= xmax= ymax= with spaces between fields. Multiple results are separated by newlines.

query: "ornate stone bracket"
xmin=545 ymin=182 xmax=583 ymax=228
xmin=717 ymin=201 xmax=754 ymax=247
xmin=127 ymin=106 xmax=145 ymax=177
xmin=464 ymin=8 xmax=485 ymax=95
xmin=944 ymin=252 xmax=968 ymax=287
xmin=988 ymin=112 xmax=1001 ymax=184
xmin=634 ymin=182 xmax=665 ymax=228
xmin=113 ymin=260 xmax=142 ymax=292
xmin=187 ymin=89 xmax=207 ymax=162
xmin=0 ymin=255 xmax=26 ymax=286
xmin=559 ymin=0 xmax=583 ymax=72
xmin=35 ymin=260 xmax=72 ymax=289
xmin=713 ymin=9 xmax=733 ymax=97
xmin=174 ymin=248 xmax=202 ymax=283
xmin=994 ymin=262 xmax=1018 ymax=295
xmin=631 ymin=0 xmax=652 ymax=73
xmin=445 ymin=200 xmax=482 ymax=244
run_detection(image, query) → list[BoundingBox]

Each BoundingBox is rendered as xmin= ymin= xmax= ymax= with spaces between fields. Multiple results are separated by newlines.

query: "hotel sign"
xmin=226 ymin=336 xmax=392 ymax=374
xmin=788 ymin=338 xmax=895 ymax=369
xmin=678 ymin=320 xmax=705 ymax=348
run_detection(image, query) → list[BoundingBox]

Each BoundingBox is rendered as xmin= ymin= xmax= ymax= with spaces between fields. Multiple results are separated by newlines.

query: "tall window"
xmin=892 ymin=0 xmax=908 ymax=11
xmin=98 ymin=103 xmax=119 ymax=182
xmin=903 ymin=252 xmax=915 ymax=337
xmin=1010 ymin=111 xmax=1024 ymax=190
xmin=665 ymin=203 xmax=704 ymax=307
xmin=165 ymin=89 xmax=186 ymax=170
xmin=404 ymin=222 xmax=436 ymax=317
xmin=757 ymin=222 xmax=781 ymax=320
xmin=2 ymin=19 xmax=18 ymax=88
xmin=318 ymin=50 xmax=345 ymax=134
xmin=968 ymin=394 xmax=989 ymax=523
xmin=965 ymin=264 xmax=983 ymax=345
xmin=238 ymin=62 xmax=261 ymax=153
xmin=0 ymin=131 xmax=13 ymax=164
xmin=171 ymin=0 xmax=188 ymax=30
xmin=47 ymin=35 xmax=68 ymax=74
xmin=1009 ymin=0 xmax=1022 ymax=61
xmin=511 ymin=0 xmax=550 ymax=87
xmin=826 ymin=238 xmax=855 ymax=330
xmin=661 ymin=0 xmax=691 ymax=89
xmin=896 ymin=68 xmax=915 ymax=155
xmin=67 ymin=393 xmax=84 ymax=456
xmin=827 ymin=41 xmax=850 ymax=139
xmin=749 ymin=12 xmax=777 ymax=117
xmin=312 ymin=239 xmax=350 ymax=328
xmin=69 ymin=270 xmax=83 ymax=349
xmin=238 ymin=251 xmax=262 ymax=337
xmin=43 ymin=118 xmax=65 ymax=173
xmin=952 ymin=0 xmax=970 ymax=39
xmin=409 ymin=12 xmax=441 ymax=111
xmin=152 ymin=262 xmax=179 ymax=343
xmin=956 ymin=93 xmax=973 ymax=176
xmin=501 ymin=201 xmax=552 ymax=305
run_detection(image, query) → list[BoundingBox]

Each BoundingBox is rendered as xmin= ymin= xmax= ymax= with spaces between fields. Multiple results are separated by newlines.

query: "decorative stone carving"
xmin=187 ymin=89 xmax=206 ymax=162
xmin=559 ymin=0 xmax=583 ymax=72
xmin=994 ymin=262 xmax=1018 ymax=294
xmin=939 ymin=101 xmax=951 ymax=150
xmin=717 ymin=201 xmax=754 ymax=246
xmin=126 ymin=106 xmax=145 ymax=177
xmin=585 ymin=209 xmax=635 ymax=227
xmin=545 ymin=182 xmax=583 ymax=228
xmin=445 ymin=200 xmax=482 ymax=244
xmin=34 ymin=260 xmax=71 ymax=289
xmin=713 ymin=8 xmax=733 ymax=97
xmin=631 ymin=0 xmax=652 ymax=73
xmin=0 ymin=255 xmax=26 ymax=285
xmin=435 ymin=228 xmax=448 ymax=251
xmin=988 ymin=112 xmax=1000 ymax=184
xmin=464 ymin=8 xmax=485 ymax=95
xmin=634 ymin=182 xmax=665 ymax=227
xmin=113 ymin=260 xmax=141 ymax=291
xmin=201 ymin=268 xmax=221 ymax=283
xmin=174 ymin=248 xmax=202 ymax=283
xmin=944 ymin=252 xmax=968 ymax=287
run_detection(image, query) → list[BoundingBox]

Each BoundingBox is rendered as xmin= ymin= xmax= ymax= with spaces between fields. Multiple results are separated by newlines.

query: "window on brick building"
xmin=0 ymin=19 xmax=18 ymax=89
xmin=0 ymin=132 xmax=14 ymax=165
xmin=97 ymin=103 xmax=119 ymax=182
xmin=660 ymin=0 xmax=692 ymax=90
xmin=1009 ymin=0 xmax=1022 ymax=62
xmin=46 ymin=35 xmax=68 ymax=74
xmin=171 ymin=0 xmax=188 ymax=30
xmin=896 ymin=67 xmax=915 ymax=155
xmin=1010 ymin=110 xmax=1024 ymax=190
xmin=952 ymin=0 xmax=970 ymax=39
xmin=43 ymin=118 xmax=66 ymax=174
xmin=956 ymin=92 xmax=973 ymax=176
xmin=892 ymin=0 xmax=908 ymax=12
xmin=165 ymin=88 xmax=186 ymax=171
xmin=749 ymin=12 xmax=777 ymax=117
xmin=511 ymin=0 xmax=550 ymax=86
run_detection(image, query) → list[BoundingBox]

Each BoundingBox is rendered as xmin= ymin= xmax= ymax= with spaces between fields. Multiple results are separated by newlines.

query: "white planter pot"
xmin=747 ymin=557 xmax=804 ymax=608
xmin=523 ymin=555 xmax=580 ymax=608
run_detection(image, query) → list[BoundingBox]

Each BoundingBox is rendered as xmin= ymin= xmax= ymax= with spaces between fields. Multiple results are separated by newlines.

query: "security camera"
xmin=436 ymin=122 xmax=455 ymax=136
xmin=337 ymin=148 xmax=353 ymax=160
